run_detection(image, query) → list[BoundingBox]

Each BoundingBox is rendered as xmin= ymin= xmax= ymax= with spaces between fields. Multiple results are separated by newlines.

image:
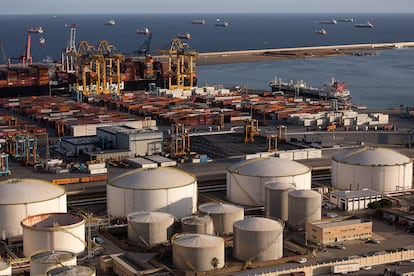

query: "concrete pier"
xmin=194 ymin=41 xmax=414 ymax=65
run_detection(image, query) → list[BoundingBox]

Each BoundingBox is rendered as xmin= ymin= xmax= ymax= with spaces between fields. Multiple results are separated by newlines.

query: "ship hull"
xmin=270 ymin=82 xmax=350 ymax=102
xmin=0 ymin=85 xmax=50 ymax=98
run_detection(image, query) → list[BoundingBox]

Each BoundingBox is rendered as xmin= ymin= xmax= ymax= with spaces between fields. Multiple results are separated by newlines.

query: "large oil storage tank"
xmin=227 ymin=158 xmax=311 ymax=206
xmin=0 ymin=260 xmax=11 ymax=276
xmin=0 ymin=178 xmax=67 ymax=239
xmin=265 ymin=182 xmax=295 ymax=221
xmin=172 ymin=233 xmax=225 ymax=271
xmin=107 ymin=167 xmax=197 ymax=218
xmin=127 ymin=211 xmax=175 ymax=247
xmin=181 ymin=215 xmax=214 ymax=234
xmin=21 ymin=213 xmax=86 ymax=257
xmin=288 ymin=190 xmax=321 ymax=229
xmin=46 ymin=265 xmax=96 ymax=276
xmin=198 ymin=202 xmax=244 ymax=235
xmin=233 ymin=217 xmax=284 ymax=262
xmin=30 ymin=250 xmax=77 ymax=276
xmin=332 ymin=146 xmax=413 ymax=192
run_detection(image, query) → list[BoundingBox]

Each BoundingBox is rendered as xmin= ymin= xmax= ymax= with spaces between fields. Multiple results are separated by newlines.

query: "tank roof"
xmin=0 ymin=260 xmax=9 ymax=270
xmin=228 ymin=157 xmax=310 ymax=177
xmin=173 ymin=233 xmax=223 ymax=248
xmin=289 ymin=189 xmax=321 ymax=198
xmin=127 ymin=211 xmax=175 ymax=222
xmin=182 ymin=215 xmax=212 ymax=225
xmin=46 ymin=265 xmax=95 ymax=275
xmin=332 ymin=146 xmax=412 ymax=166
xmin=234 ymin=217 xmax=283 ymax=231
xmin=109 ymin=167 xmax=196 ymax=189
xmin=0 ymin=178 xmax=65 ymax=205
xmin=31 ymin=250 xmax=75 ymax=263
xmin=22 ymin=213 xmax=84 ymax=228
xmin=199 ymin=202 xmax=243 ymax=214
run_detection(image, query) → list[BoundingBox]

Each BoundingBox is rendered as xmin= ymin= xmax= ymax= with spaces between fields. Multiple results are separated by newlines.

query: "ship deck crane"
xmin=156 ymin=38 xmax=198 ymax=90
xmin=7 ymin=35 xmax=32 ymax=67
xmin=134 ymin=32 xmax=153 ymax=57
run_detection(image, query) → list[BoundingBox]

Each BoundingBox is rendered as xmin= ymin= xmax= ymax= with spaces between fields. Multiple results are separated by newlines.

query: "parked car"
xmin=336 ymin=244 xmax=346 ymax=250
xmin=295 ymin=258 xmax=307 ymax=264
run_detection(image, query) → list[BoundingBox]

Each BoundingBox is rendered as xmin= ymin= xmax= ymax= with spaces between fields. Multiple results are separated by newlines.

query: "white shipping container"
xmin=276 ymin=151 xmax=294 ymax=160
xmin=89 ymin=168 xmax=108 ymax=175
xmin=126 ymin=157 xmax=158 ymax=169
xmin=245 ymin=153 xmax=261 ymax=160
xmin=259 ymin=152 xmax=275 ymax=158
xmin=332 ymin=263 xmax=359 ymax=274
xmin=88 ymin=162 xmax=106 ymax=170
xmin=293 ymin=150 xmax=308 ymax=160
xmin=306 ymin=149 xmax=322 ymax=159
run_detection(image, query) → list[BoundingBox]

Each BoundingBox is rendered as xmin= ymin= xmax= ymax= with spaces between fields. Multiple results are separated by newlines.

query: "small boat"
xmin=192 ymin=19 xmax=206 ymax=24
xmin=215 ymin=19 xmax=229 ymax=27
xmin=354 ymin=21 xmax=374 ymax=28
xmin=137 ymin=27 xmax=150 ymax=35
xmin=315 ymin=29 xmax=327 ymax=35
xmin=28 ymin=26 xmax=43 ymax=34
xmin=318 ymin=19 xmax=337 ymax=25
xmin=39 ymin=37 xmax=45 ymax=46
xmin=105 ymin=19 xmax=116 ymax=26
xmin=178 ymin=32 xmax=191 ymax=39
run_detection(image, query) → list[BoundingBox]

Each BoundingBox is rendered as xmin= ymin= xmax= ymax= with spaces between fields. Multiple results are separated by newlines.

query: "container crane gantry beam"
xmin=156 ymin=38 xmax=198 ymax=90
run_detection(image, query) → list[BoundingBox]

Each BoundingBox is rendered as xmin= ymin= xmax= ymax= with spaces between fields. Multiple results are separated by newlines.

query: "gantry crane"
xmin=171 ymin=123 xmax=191 ymax=157
xmin=243 ymin=119 xmax=260 ymax=143
xmin=156 ymin=38 xmax=198 ymax=90
xmin=61 ymin=24 xmax=77 ymax=73
xmin=69 ymin=40 xmax=124 ymax=97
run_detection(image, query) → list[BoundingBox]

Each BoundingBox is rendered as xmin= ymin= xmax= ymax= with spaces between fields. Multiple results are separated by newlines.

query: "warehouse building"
xmin=96 ymin=126 xmax=163 ymax=156
xmin=306 ymin=218 xmax=372 ymax=246
xmin=329 ymin=189 xmax=382 ymax=211
xmin=59 ymin=136 xmax=100 ymax=156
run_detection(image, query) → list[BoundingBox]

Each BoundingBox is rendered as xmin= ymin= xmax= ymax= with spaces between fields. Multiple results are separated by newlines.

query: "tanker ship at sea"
xmin=269 ymin=77 xmax=351 ymax=102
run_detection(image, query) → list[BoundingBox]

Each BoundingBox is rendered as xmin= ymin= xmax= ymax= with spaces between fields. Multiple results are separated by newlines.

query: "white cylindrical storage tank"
xmin=107 ymin=167 xmax=197 ymax=218
xmin=21 ymin=213 xmax=86 ymax=257
xmin=233 ymin=217 xmax=284 ymax=262
xmin=227 ymin=158 xmax=311 ymax=206
xmin=265 ymin=182 xmax=295 ymax=221
xmin=0 ymin=260 xmax=11 ymax=276
xmin=0 ymin=178 xmax=67 ymax=239
xmin=181 ymin=215 xmax=214 ymax=234
xmin=332 ymin=147 xmax=413 ymax=192
xmin=288 ymin=190 xmax=321 ymax=230
xmin=46 ymin=265 xmax=96 ymax=276
xmin=127 ymin=211 xmax=175 ymax=247
xmin=172 ymin=233 xmax=225 ymax=271
xmin=30 ymin=250 xmax=77 ymax=276
xmin=198 ymin=202 xmax=244 ymax=235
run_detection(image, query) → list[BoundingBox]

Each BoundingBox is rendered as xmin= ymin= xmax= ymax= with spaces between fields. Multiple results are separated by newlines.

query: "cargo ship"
xmin=354 ymin=21 xmax=374 ymax=28
xmin=337 ymin=17 xmax=354 ymax=23
xmin=0 ymin=64 xmax=51 ymax=97
xmin=104 ymin=19 xmax=116 ymax=26
xmin=177 ymin=33 xmax=191 ymax=39
xmin=28 ymin=26 xmax=43 ymax=33
xmin=269 ymin=77 xmax=351 ymax=102
xmin=191 ymin=19 xmax=206 ymax=24
xmin=315 ymin=29 xmax=327 ymax=35
xmin=318 ymin=19 xmax=337 ymax=25
xmin=215 ymin=19 xmax=229 ymax=27
xmin=137 ymin=27 xmax=150 ymax=35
